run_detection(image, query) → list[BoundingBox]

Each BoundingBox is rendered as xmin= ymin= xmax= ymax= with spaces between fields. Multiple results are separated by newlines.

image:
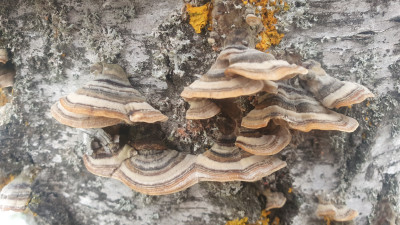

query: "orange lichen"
xmin=0 ymin=174 xmax=15 ymax=190
xmin=0 ymin=88 xmax=9 ymax=106
xmin=226 ymin=217 xmax=249 ymax=225
xmin=225 ymin=210 xmax=273 ymax=225
xmin=186 ymin=3 xmax=212 ymax=33
xmin=243 ymin=0 xmax=287 ymax=51
xmin=288 ymin=187 xmax=292 ymax=193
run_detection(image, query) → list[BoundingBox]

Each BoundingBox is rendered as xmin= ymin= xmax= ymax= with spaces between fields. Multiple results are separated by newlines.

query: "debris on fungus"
xmin=51 ymin=63 xmax=168 ymax=128
xmin=186 ymin=2 xmax=212 ymax=33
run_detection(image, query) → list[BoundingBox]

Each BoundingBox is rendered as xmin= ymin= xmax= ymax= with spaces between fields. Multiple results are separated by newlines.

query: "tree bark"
xmin=0 ymin=0 xmax=399 ymax=224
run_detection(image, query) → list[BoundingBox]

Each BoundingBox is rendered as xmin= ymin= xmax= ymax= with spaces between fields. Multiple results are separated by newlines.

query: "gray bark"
xmin=0 ymin=0 xmax=399 ymax=224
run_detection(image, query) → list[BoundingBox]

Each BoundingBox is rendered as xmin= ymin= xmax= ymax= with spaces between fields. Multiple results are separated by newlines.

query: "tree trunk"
xmin=0 ymin=0 xmax=399 ymax=224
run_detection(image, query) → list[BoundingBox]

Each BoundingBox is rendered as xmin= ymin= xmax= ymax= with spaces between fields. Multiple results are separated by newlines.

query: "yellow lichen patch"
xmin=186 ymin=3 xmax=212 ymax=33
xmin=226 ymin=217 xmax=249 ymax=225
xmin=288 ymin=187 xmax=292 ymax=193
xmin=0 ymin=88 xmax=9 ymax=106
xmin=225 ymin=210 xmax=272 ymax=225
xmin=0 ymin=174 xmax=15 ymax=190
xmin=243 ymin=0 xmax=288 ymax=51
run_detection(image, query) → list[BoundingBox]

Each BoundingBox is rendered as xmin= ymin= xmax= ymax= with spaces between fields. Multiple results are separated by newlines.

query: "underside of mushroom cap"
xmin=242 ymin=83 xmax=359 ymax=132
xmin=300 ymin=60 xmax=374 ymax=108
xmin=51 ymin=102 xmax=122 ymax=128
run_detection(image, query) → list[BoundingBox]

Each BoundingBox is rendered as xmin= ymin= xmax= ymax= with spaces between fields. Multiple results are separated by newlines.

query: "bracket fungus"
xmin=316 ymin=202 xmax=358 ymax=222
xmin=0 ymin=49 xmax=8 ymax=64
xmin=181 ymin=45 xmax=308 ymax=120
xmin=263 ymin=189 xmax=287 ymax=211
xmin=235 ymin=122 xmax=291 ymax=155
xmin=241 ymin=82 xmax=360 ymax=132
xmin=83 ymin=136 xmax=286 ymax=195
xmin=299 ymin=60 xmax=374 ymax=109
xmin=51 ymin=63 xmax=167 ymax=128
xmin=0 ymin=166 xmax=37 ymax=212
xmin=314 ymin=192 xmax=359 ymax=222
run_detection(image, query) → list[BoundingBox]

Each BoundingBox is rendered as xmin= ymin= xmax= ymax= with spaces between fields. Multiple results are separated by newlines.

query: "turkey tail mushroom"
xmin=0 ymin=166 xmax=38 ymax=212
xmin=185 ymin=99 xmax=221 ymax=120
xmin=0 ymin=49 xmax=8 ymax=64
xmin=242 ymin=83 xmax=359 ymax=132
xmin=84 ymin=139 xmax=287 ymax=195
xmin=300 ymin=60 xmax=374 ymax=109
xmin=235 ymin=122 xmax=291 ymax=155
xmin=224 ymin=46 xmax=308 ymax=81
xmin=51 ymin=63 xmax=167 ymax=128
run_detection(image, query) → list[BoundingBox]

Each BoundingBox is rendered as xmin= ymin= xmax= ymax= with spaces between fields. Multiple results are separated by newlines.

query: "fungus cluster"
xmin=181 ymin=44 xmax=373 ymax=159
xmin=50 ymin=63 xmax=289 ymax=195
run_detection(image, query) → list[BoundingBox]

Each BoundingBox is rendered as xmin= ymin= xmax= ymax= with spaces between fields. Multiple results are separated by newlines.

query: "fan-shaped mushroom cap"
xmin=0 ymin=167 xmax=36 ymax=212
xmin=263 ymin=189 xmax=287 ymax=210
xmin=180 ymin=73 xmax=264 ymax=99
xmin=242 ymin=83 xmax=359 ymax=132
xmin=316 ymin=202 xmax=359 ymax=222
xmin=181 ymin=46 xmax=264 ymax=99
xmin=56 ymin=63 xmax=167 ymax=125
xmin=186 ymin=99 xmax=221 ymax=120
xmin=0 ymin=66 xmax=15 ymax=88
xmin=197 ymin=142 xmax=287 ymax=182
xmin=51 ymin=102 xmax=122 ymax=128
xmin=84 ymin=140 xmax=286 ymax=195
xmin=0 ymin=49 xmax=8 ymax=64
xmin=300 ymin=60 xmax=374 ymax=108
xmin=224 ymin=47 xmax=308 ymax=81
xmin=112 ymin=148 xmax=197 ymax=195
xmin=235 ymin=123 xmax=291 ymax=155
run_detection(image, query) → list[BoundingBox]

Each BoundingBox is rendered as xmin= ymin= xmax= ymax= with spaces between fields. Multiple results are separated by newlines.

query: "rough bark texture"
xmin=0 ymin=0 xmax=399 ymax=224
